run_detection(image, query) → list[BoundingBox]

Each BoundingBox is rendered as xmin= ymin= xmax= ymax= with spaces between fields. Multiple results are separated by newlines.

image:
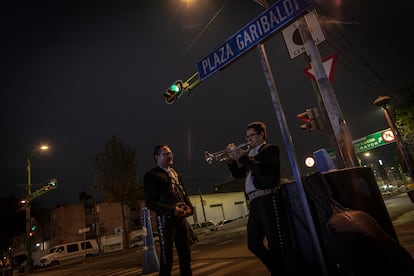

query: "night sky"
xmin=1 ymin=0 xmax=413 ymax=210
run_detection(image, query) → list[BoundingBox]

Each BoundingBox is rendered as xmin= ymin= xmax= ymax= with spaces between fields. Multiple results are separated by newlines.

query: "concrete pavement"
xmin=387 ymin=192 xmax=414 ymax=258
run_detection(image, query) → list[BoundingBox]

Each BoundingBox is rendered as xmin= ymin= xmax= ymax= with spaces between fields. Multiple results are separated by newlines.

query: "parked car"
xmin=11 ymin=253 xmax=27 ymax=273
xmin=39 ymin=239 xmax=99 ymax=267
xmin=216 ymin=217 xmax=248 ymax=230
xmin=129 ymin=232 xmax=159 ymax=248
xmin=216 ymin=219 xmax=234 ymax=227
xmin=191 ymin=221 xmax=218 ymax=232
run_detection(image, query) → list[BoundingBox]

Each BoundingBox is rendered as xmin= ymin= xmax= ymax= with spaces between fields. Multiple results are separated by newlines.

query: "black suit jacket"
xmin=227 ymin=143 xmax=280 ymax=190
xmin=143 ymin=166 xmax=193 ymax=216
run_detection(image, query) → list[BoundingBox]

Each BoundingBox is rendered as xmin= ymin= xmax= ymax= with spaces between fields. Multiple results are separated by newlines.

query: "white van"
xmin=40 ymin=239 xmax=99 ymax=267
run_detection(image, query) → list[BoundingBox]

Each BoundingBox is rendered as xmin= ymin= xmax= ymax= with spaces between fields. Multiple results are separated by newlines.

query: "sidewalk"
xmin=388 ymin=193 xmax=414 ymax=258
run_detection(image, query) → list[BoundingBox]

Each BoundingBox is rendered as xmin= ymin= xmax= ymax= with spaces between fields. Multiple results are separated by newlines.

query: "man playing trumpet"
xmin=226 ymin=121 xmax=293 ymax=275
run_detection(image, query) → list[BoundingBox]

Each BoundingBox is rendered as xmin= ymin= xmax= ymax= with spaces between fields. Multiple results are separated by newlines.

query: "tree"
xmin=394 ymin=85 xmax=414 ymax=153
xmin=94 ymin=135 xmax=143 ymax=248
xmin=0 ymin=196 xmax=25 ymax=252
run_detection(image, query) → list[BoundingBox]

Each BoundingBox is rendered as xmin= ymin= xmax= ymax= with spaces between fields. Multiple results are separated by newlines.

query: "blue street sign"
xmin=196 ymin=0 xmax=316 ymax=81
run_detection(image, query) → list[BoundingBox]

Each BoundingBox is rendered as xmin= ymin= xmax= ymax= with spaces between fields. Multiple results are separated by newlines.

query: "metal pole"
xmin=304 ymin=55 xmax=344 ymax=168
xmin=256 ymin=43 xmax=328 ymax=275
xmin=199 ymin=187 xmax=207 ymax=223
xmin=26 ymin=156 xmax=33 ymax=273
xmin=297 ymin=16 xmax=359 ymax=168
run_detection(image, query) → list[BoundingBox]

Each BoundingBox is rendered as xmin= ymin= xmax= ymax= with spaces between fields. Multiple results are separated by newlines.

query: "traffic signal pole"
xmin=26 ymin=154 xmax=56 ymax=272
xmin=255 ymin=42 xmax=328 ymax=276
xmin=297 ymin=16 xmax=359 ymax=168
xmin=26 ymin=157 xmax=33 ymax=272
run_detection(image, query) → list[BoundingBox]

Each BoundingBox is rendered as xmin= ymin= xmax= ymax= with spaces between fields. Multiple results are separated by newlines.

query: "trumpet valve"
xmin=204 ymin=151 xmax=214 ymax=165
xmin=204 ymin=142 xmax=250 ymax=164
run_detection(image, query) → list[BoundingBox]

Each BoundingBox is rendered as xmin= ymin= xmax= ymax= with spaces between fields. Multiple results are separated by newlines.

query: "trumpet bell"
xmin=204 ymin=142 xmax=250 ymax=164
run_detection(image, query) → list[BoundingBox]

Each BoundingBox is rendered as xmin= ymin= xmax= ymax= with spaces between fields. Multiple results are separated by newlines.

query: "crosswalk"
xmin=96 ymin=258 xmax=261 ymax=276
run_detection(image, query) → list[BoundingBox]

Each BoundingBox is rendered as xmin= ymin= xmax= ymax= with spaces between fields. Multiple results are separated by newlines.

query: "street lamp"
xmin=373 ymin=96 xmax=414 ymax=184
xmin=26 ymin=144 xmax=49 ymax=272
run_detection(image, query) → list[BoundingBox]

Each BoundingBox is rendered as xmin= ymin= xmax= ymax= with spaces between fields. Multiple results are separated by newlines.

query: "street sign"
xmin=325 ymin=128 xmax=395 ymax=158
xmin=353 ymin=128 xmax=395 ymax=154
xmin=196 ymin=0 xmax=316 ymax=81
xmin=303 ymin=52 xmax=338 ymax=82
xmin=382 ymin=130 xmax=395 ymax=142
xmin=282 ymin=9 xmax=325 ymax=59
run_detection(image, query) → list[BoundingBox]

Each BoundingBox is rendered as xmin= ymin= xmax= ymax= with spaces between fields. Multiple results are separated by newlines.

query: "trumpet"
xmin=204 ymin=142 xmax=250 ymax=164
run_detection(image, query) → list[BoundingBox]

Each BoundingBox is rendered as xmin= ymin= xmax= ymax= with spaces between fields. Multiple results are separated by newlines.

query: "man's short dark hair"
xmin=153 ymin=144 xmax=168 ymax=163
xmin=247 ymin=121 xmax=267 ymax=140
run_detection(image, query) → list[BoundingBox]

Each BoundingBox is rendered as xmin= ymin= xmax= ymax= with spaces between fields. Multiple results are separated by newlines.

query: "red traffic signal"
xmin=297 ymin=109 xmax=313 ymax=131
xmin=297 ymin=108 xmax=323 ymax=132
xmin=28 ymin=231 xmax=35 ymax=238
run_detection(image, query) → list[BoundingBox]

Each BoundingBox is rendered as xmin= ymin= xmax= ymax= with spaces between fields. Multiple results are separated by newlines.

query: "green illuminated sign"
xmin=326 ymin=128 xmax=395 ymax=158
xmin=352 ymin=128 xmax=394 ymax=153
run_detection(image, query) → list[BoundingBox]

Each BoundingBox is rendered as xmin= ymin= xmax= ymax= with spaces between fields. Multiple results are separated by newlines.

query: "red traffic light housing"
xmin=297 ymin=110 xmax=312 ymax=130
xmin=297 ymin=108 xmax=323 ymax=132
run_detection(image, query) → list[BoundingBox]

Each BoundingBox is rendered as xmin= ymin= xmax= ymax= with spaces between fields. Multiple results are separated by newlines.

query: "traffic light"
xmin=29 ymin=217 xmax=36 ymax=238
xmin=164 ymin=80 xmax=185 ymax=104
xmin=297 ymin=108 xmax=323 ymax=132
xmin=297 ymin=110 xmax=312 ymax=131
xmin=47 ymin=178 xmax=57 ymax=190
xmin=30 ymin=217 xmax=36 ymax=231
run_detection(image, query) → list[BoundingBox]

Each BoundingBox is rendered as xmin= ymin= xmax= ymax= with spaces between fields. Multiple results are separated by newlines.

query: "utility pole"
xmin=26 ymin=156 xmax=33 ymax=272
xmin=297 ymin=16 xmax=359 ymax=168
xmin=25 ymin=145 xmax=52 ymax=272
xmin=199 ymin=187 xmax=207 ymax=223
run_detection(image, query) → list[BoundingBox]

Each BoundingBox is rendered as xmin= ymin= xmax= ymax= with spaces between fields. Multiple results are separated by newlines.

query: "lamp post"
xmin=25 ymin=145 xmax=49 ymax=272
xmin=373 ymin=96 xmax=414 ymax=184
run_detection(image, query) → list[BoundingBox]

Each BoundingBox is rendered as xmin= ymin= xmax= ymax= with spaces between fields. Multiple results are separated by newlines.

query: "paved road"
xmin=27 ymin=227 xmax=266 ymax=276
xmin=25 ymin=193 xmax=414 ymax=276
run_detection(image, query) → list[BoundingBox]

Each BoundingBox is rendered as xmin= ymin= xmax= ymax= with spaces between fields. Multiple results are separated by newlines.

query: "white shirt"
xmin=245 ymin=142 xmax=266 ymax=194
xmin=160 ymin=166 xmax=185 ymax=202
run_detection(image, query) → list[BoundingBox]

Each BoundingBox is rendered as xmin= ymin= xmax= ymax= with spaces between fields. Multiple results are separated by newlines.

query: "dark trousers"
xmin=157 ymin=215 xmax=192 ymax=276
xmin=247 ymin=192 xmax=291 ymax=275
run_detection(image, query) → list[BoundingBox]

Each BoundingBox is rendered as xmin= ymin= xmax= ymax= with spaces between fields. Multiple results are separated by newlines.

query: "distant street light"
xmin=373 ymin=96 xmax=414 ymax=184
xmin=304 ymin=156 xmax=316 ymax=168
xmin=40 ymin=145 xmax=49 ymax=151
xmin=26 ymin=144 xmax=49 ymax=272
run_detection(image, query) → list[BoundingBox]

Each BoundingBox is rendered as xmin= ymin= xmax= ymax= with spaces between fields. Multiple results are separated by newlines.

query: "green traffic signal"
xmin=170 ymin=84 xmax=180 ymax=93
xmin=48 ymin=178 xmax=58 ymax=189
xmin=30 ymin=217 xmax=36 ymax=231
xmin=164 ymin=80 xmax=184 ymax=104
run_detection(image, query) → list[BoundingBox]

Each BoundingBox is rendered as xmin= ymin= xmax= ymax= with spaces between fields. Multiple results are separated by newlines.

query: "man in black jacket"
xmin=144 ymin=144 xmax=193 ymax=276
xmin=227 ymin=121 xmax=291 ymax=275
